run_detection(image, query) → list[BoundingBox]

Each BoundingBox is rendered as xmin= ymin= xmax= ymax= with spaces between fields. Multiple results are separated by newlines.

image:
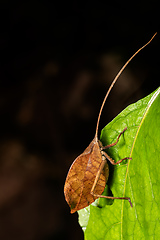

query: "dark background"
xmin=0 ymin=2 xmax=159 ymax=240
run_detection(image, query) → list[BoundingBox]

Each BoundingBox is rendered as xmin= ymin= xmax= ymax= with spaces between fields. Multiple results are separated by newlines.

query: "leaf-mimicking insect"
xmin=64 ymin=33 xmax=157 ymax=213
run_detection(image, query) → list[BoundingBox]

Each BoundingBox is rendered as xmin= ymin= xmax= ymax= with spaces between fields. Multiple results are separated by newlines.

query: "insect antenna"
xmin=95 ymin=32 xmax=157 ymax=139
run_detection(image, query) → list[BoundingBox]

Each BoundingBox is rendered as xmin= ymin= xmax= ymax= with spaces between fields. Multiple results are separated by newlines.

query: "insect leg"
xmin=101 ymin=127 xmax=127 ymax=150
xmin=101 ymin=151 xmax=131 ymax=165
xmin=90 ymin=157 xmax=106 ymax=197
xmin=91 ymin=154 xmax=132 ymax=207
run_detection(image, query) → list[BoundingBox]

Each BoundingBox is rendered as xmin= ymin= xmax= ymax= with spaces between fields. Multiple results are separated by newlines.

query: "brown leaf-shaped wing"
xmin=64 ymin=137 xmax=109 ymax=213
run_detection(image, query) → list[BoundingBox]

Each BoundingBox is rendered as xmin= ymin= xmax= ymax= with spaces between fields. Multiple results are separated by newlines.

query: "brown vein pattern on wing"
xmin=64 ymin=137 xmax=109 ymax=213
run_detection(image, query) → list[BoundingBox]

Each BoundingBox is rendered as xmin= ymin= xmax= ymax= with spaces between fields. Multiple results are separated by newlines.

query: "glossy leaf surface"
xmin=78 ymin=87 xmax=160 ymax=239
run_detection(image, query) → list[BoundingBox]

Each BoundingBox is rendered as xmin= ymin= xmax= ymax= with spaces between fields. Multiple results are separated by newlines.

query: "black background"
xmin=0 ymin=1 xmax=159 ymax=240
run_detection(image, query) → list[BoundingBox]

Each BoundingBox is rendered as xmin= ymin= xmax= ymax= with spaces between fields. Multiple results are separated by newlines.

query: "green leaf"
xmin=78 ymin=87 xmax=160 ymax=239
